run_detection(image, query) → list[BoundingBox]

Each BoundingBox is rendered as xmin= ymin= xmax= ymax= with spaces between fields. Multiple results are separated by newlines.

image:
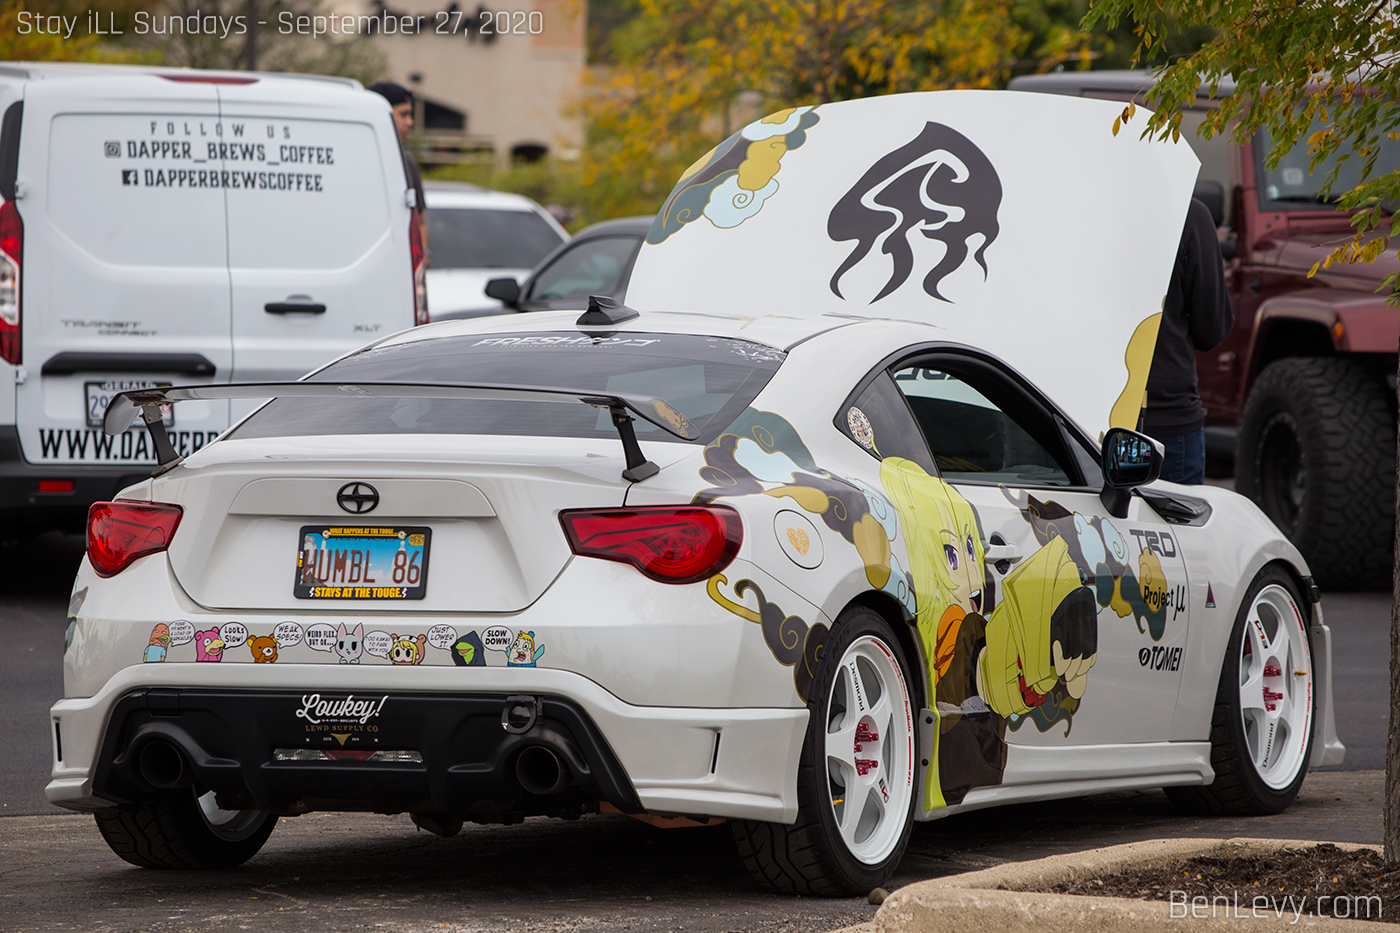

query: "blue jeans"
xmin=1155 ymin=428 xmax=1206 ymax=485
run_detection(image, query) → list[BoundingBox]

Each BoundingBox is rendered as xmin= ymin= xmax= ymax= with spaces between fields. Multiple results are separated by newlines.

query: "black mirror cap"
xmin=1102 ymin=427 xmax=1164 ymax=488
xmin=1193 ymin=180 xmax=1226 ymax=228
xmin=1100 ymin=427 xmax=1164 ymax=518
xmin=485 ymin=276 xmax=521 ymax=306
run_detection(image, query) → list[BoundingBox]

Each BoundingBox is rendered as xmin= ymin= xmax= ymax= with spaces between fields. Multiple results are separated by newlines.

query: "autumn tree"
xmin=0 ymin=0 xmax=155 ymax=62
xmin=1081 ymin=0 xmax=1400 ymax=862
xmin=580 ymin=0 xmax=1052 ymax=219
xmin=125 ymin=0 xmax=385 ymax=85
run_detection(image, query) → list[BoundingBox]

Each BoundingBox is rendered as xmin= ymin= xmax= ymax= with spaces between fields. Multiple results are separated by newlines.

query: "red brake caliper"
xmin=854 ymin=723 xmax=879 ymax=776
xmin=1263 ymin=663 xmax=1283 ymax=711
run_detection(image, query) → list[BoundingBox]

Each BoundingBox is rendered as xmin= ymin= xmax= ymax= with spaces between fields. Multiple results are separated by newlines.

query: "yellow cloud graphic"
xmin=737 ymin=137 xmax=787 ymax=191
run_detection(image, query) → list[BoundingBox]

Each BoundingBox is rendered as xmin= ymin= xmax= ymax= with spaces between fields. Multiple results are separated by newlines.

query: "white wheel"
xmin=732 ymin=607 xmax=917 ymax=895
xmin=1165 ymin=567 xmax=1314 ymax=815
xmin=1237 ymin=583 xmax=1313 ymax=790
xmin=824 ymin=635 xmax=915 ymax=865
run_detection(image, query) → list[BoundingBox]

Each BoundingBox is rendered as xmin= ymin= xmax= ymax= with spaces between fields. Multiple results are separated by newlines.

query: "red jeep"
xmin=1012 ymin=71 xmax=1398 ymax=589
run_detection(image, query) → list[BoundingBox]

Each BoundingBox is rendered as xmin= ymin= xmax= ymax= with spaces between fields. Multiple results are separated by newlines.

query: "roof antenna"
xmin=577 ymin=295 xmax=639 ymax=327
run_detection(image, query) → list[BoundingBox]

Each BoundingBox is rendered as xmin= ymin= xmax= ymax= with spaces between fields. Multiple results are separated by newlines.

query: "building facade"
xmin=353 ymin=0 xmax=585 ymax=165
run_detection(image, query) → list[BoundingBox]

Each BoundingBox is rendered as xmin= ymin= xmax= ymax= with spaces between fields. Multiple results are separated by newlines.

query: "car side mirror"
xmin=1099 ymin=427 xmax=1164 ymax=518
xmin=485 ymin=277 xmax=521 ymax=307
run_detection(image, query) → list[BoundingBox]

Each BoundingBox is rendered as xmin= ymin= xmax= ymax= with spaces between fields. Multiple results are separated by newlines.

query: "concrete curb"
xmin=842 ymin=838 xmax=1386 ymax=933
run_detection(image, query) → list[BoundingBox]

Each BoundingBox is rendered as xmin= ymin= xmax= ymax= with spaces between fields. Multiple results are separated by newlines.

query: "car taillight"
xmin=0 ymin=199 xmax=21 ymax=365
xmin=560 ymin=506 xmax=742 ymax=584
xmin=409 ymin=209 xmax=427 ymax=325
xmin=87 ymin=501 xmax=183 ymax=578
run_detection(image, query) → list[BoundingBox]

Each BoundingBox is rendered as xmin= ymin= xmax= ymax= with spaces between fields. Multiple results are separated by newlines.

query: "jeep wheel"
xmin=1236 ymin=357 xmax=1394 ymax=589
xmin=731 ymin=606 xmax=917 ymax=895
xmin=94 ymin=788 xmax=277 ymax=869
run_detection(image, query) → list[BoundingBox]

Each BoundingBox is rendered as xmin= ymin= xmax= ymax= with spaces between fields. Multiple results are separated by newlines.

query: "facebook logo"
xmin=121 ymin=170 xmax=138 ymax=186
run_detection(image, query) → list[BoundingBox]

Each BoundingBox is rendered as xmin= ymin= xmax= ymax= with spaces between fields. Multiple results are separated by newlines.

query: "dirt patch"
xmin=1046 ymin=843 xmax=1399 ymax=923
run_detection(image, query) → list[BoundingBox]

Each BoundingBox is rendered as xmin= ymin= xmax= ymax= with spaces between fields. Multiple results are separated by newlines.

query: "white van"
xmin=0 ymin=63 xmax=423 ymax=534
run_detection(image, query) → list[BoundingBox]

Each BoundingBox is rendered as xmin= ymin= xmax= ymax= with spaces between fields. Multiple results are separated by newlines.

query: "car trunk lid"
xmin=161 ymin=435 xmax=635 ymax=613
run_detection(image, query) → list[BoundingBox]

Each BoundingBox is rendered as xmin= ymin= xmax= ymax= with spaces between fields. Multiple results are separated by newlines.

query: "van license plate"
xmin=295 ymin=526 xmax=431 ymax=600
xmin=85 ymin=380 xmax=173 ymax=429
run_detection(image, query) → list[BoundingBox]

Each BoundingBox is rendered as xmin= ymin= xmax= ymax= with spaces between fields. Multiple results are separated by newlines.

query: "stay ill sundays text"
xmin=13 ymin=9 xmax=457 ymax=39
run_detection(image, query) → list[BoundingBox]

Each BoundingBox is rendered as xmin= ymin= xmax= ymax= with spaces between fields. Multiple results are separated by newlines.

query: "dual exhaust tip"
xmin=137 ymin=737 xmax=573 ymax=797
xmin=138 ymin=739 xmax=193 ymax=790
xmin=514 ymin=745 xmax=572 ymax=796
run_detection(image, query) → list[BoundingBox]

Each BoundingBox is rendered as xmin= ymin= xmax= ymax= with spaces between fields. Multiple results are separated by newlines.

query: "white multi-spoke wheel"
xmin=95 ymin=786 xmax=277 ymax=869
xmin=1166 ymin=567 xmax=1314 ymax=815
xmin=733 ymin=607 xmax=917 ymax=895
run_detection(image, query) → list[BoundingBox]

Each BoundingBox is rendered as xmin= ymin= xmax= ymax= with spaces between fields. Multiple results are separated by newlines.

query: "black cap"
xmin=368 ymin=82 xmax=414 ymax=106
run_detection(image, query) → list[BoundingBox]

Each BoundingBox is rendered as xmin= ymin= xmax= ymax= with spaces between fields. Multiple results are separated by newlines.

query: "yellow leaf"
xmin=1113 ymin=116 xmax=1121 ymax=137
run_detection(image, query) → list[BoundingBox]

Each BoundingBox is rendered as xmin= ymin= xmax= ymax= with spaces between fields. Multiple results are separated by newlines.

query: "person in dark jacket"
xmin=369 ymin=81 xmax=428 ymax=253
xmin=1142 ymin=197 xmax=1234 ymax=484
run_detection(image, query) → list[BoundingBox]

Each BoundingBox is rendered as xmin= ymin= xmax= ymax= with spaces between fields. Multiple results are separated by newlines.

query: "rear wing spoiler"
xmin=103 ymin=381 xmax=699 ymax=483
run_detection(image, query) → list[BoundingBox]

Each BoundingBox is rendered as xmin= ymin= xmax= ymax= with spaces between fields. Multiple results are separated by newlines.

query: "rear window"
xmin=232 ymin=332 xmax=785 ymax=444
xmin=426 ymin=208 xmax=565 ymax=270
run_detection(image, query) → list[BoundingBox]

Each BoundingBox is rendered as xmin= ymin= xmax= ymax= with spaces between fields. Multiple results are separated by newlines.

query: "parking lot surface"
xmin=0 ymin=531 xmax=1389 ymax=932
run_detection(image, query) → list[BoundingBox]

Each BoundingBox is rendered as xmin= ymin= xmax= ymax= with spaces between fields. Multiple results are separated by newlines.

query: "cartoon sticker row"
xmin=696 ymin=406 xmax=1186 ymax=814
xmin=143 ymin=620 xmax=545 ymax=668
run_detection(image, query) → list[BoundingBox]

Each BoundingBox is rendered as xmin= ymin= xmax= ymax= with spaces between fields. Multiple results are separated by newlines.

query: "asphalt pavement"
xmin=0 ymin=528 xmax=1391 ymax=932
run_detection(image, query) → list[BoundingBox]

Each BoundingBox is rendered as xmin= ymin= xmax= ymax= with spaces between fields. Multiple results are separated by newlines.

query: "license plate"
xmin=85 ymin=380 xmax=172 ymax=429
xmin=294 ymin=526 xmax=430 ymax=600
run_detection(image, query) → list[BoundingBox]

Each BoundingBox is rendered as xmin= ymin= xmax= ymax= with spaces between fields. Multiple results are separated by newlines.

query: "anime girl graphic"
xmin=880 ymin=457 xmax=1099 ymax=811
xmin=879 ymin=457 xmax=1001 ymax=810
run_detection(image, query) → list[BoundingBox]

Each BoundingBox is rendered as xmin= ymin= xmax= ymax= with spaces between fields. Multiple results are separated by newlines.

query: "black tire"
xmin=1235 ymin=357 xmax=1395 ymax=589
xmin=94 ymin=789 xmax=277 ymax=869
xmin=731 ymin=606 xmax=917 ymax=895
xmin=1165 ymin=566 xmax=1314 ymax=815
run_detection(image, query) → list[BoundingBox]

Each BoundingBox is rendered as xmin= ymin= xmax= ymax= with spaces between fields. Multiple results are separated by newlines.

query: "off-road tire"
xmin=1165 ymin=567 xmax=1314 ymax=815
xmin=731 ymin=606 xmax=917 ymax=895
xmin=94 ymin=789 xmax=277 ymax=869
xmin=1235 ymin=357 xmax=1394 ymax=589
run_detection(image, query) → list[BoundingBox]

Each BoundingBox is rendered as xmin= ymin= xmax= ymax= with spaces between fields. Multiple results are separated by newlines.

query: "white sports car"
xmin=49 ymin=91 xmax=1343 ymax=895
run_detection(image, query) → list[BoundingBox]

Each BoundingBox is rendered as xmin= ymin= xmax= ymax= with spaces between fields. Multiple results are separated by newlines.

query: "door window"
xmin=528 ymin=235 xmax=640 ymax=302
xmin=891 ymin=364 xmax=1076 ymax=487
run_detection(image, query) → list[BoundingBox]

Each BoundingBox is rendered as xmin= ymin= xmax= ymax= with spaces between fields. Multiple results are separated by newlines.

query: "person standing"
xmin=1142 ymin=197 xmax=1234 ymax=484
xmin=369 ymin=81 xmax=429 ymax=254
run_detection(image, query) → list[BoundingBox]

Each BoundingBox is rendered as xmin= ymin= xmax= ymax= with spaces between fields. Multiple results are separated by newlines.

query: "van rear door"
xmin=216 ymin=79 xmax=412 ymax=385
xmin=17 ymin=75 xmax=232 ymax=467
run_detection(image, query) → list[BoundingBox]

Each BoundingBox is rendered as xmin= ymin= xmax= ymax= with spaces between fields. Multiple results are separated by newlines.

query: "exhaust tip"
xmin=138 ymin=739 xmax=192 ymax=790
xmin=515 ymin=745 xmax=571 ymax=796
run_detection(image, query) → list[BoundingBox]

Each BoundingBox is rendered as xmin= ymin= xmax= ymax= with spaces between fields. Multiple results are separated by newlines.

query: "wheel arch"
xmin=1250 ymin=315 xmax=1335 ymax=383
xmin=842 ymin=589 xmax=928 ymax=712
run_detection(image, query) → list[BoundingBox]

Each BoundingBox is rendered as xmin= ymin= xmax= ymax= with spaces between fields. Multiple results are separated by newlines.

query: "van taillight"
xmin=409 ymin=209 xmax=427 ymax=325
xmin=87 ymin=501 xmax=183 ymax=578
xmin=0 ymin=199 xmax=21 ymax=365
xmin=560 ymin=506 xmax=742 ymax=584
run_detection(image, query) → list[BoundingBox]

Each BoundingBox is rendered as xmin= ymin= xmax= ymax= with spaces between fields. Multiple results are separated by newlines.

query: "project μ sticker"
xmin=774 ymin=509 xmax=823 ymax=569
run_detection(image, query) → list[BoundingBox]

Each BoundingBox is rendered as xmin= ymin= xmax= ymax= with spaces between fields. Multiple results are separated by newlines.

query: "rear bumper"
xmin=0 ymin=426 xmax=148 ymax=531
xmin=82 ymin=688 xmax=646 ymax=819
xmin=47 ymin=670 xmax=809 ymax=823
